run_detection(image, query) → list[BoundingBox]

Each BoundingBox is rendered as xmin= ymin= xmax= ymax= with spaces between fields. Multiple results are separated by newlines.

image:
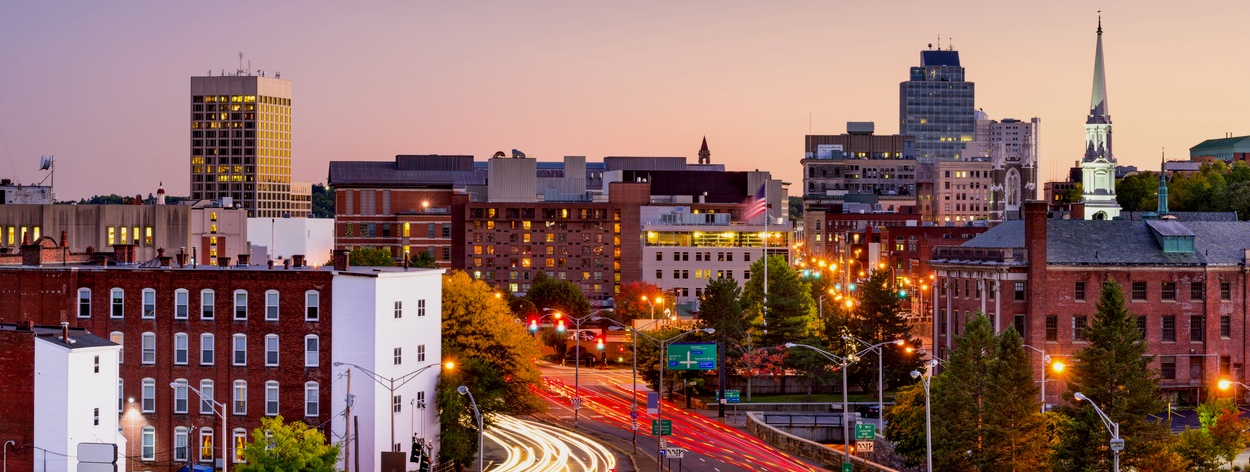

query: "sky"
xmin=1 ymin=0 xmax=1247 ymax=200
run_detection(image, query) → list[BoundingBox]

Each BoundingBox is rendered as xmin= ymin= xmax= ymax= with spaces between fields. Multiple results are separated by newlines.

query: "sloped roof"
xmin=1190 ymin=136 xmax=1250 ymax=153
xmin=958 ymin=219 xmax=1250 ymax=266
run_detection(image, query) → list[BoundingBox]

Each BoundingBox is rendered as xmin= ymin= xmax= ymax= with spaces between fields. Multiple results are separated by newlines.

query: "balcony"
xmin=930 ymin=246 xmax=1027 ymax=265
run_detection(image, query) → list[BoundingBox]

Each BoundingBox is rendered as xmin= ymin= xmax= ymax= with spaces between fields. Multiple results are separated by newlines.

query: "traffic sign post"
xmin=855 ymin=423 xmax=876 ymax=441
xmin=651 ymin=419 xmax=673 ymax=436
xmin=664 ymin=447 xmax=686 ymax=459
xmin=857 ymin=440 xmax=875 ymax=453
xmin=842 ymin=462 xmax=853 ymax=472
xmin=667 ymin=343 xmax=718 ymax=370
xmin=718 ymin=389 xmax=741 ymax=403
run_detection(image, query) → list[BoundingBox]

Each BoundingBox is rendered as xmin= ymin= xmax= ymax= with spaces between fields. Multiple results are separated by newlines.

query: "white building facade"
xmin=247 ymin=217 xmax=335 ymax=265
xmin=34 ymin=331 xmax=123 ymax=472
xmin=330 ymin=268 xmax=444 ymax=472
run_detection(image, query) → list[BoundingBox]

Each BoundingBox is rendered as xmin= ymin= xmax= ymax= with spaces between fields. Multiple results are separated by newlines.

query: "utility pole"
xmin=344 ymin=369 xmax=352 ymax=472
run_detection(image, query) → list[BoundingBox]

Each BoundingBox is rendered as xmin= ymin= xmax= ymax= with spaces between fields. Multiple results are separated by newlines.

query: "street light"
xmin=561 ymin=308 xmax=613 ymax=427
xmin=1074 ymin=392 xmax=1123 ymax=472
xmin=1023 ymin=344 xmax=1066 ymax=413
xmin=844 ymin=336 xmax=906 ymax=425
xmin=611 ymin=322 xmax=713 ymax=471
xmin=604 ymin=317 xmax=666 ymax=452
xmin=641 ymin=295 xmax=664 ymax=320
xmin=784 ymin=342 xmax=879 ymax=469
xmin=909 ymin=359 xmax=938 ymax=472
xmin=170 ymin=382 xmax=227 ymax=472
xmin=456 ymin=386 xmax=484 ymax=472
xmin=332 ymin=362 xmax=446 ymax=452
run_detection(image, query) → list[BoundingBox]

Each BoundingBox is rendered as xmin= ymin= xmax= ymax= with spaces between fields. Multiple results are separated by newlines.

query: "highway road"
xmin=483 ymin=414 xmax=617 ymax=472
xmin=538 ymin=364 xmax=820 ymax=472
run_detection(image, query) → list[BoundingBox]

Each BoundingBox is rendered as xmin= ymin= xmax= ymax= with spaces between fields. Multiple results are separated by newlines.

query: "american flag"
xmin=743 ymin=183 xmax=767 ymax=221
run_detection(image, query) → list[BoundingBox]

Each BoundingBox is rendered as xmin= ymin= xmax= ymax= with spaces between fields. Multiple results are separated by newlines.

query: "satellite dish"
xmin=39 ymin=155 xmax=53 ymax=171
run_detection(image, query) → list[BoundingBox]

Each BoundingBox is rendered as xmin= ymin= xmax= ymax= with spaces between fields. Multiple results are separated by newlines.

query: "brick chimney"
xmin=59 ymin=231 xmax=68 ymax=248
xmin=1024 ymin=200 xmax=1048 ymax=267
xmin=112 ymin=244 xmax=136 ymax=264
xmin=158 ymin=248 xmax=172 ymax=268
xmin=21 ymin=243 xmax=42 ymax=267
xmin=217 ymin=256 xmax=232 ymax=267
xmin=333 ymin=249 xmax=350 ymax=271
xmin=237 ymin=254 xmax=250 ymax=266
xmin=292 ymin=255 xmax=306 ymax=267
xmin=1070 ymin=203 xmax=1085 ymax=220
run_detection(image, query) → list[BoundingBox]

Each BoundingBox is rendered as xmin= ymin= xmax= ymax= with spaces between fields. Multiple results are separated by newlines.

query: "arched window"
xmin=304 ymin=335 xmax=319 ymax=367
xmin=199 ymin=379 xmax=215 ymax=415
xmin=141 ymin=426 xmax=156 ymax=460
xmin=233 ymin=290 xmax=248 ymax=320
xmin=264 ymin=334 xmax=279 ymax=367
xmin=111 ymin=288 xmax=124 ymax=318
xmin=305 ymin=290 xmax=319 ymax=321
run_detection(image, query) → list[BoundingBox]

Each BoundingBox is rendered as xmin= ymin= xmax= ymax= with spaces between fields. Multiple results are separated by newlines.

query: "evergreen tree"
xmin=1052 ymin=281 xmax=1182 ymax=472
xmin=980 ymin=327 xmax=1049 ymax=471
xmin=698 ymin=277 xmax=747 ymax=344
xmin=741 ymin=255 xmax=817 ymax=347
xmin=841 ymin=269 xmax=923 ymax=394
xmin=930 ymin=313 xmax=996 ymax=471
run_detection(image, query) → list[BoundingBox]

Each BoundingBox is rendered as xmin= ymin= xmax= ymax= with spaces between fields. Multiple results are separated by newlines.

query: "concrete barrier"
xmin=745 ymin=412 xmax=899 ymax=472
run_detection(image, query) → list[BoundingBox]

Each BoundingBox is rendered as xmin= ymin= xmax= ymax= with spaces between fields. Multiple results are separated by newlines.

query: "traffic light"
xmin=556 ymin=319 xmax=566 ymax=333
xmin=596 ymin=336 xmax=605 ymax=351
xmin=849 ymin=283 xmax=857 ymax=291
xmin=528 ymin=318 xmax=538 ymax=333
xmin=898 ymin=289 xmax=908 ymax=298
xmin=410 ymin=439 xmax=422 ymax=463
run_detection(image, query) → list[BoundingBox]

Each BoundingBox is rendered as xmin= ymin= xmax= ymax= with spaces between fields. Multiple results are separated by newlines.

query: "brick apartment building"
xmin=929 ymin=201 xmax=1250 ymax=406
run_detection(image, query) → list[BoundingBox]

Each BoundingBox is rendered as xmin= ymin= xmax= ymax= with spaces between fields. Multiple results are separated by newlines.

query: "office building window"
xmin=305 ymin=291 xmax=319 ymax=321
xmin=234 ymin=290 xmax=248 ymax=320
xmin=1162 ymin=316 xmax=1176 ymax=342
xmin=175 ymin=289 xmax=189 ymax=319
xmin=1045 ymin=315 xmax=1057 ymax=341
xmin=174 ymin=333 xmax=188 ymax=365
xmin=201 ymin=290 xmax=215 ymax=319
xmin=1162 ymin=282 xmax=1177 ymax=301
xmin=142 ymin=332 xmax=156 ymax=364
xmin=111 ymin=288 xmax=125 ymax=318
xmin=305 ymin=335 xmax=319 ymax=367
xmin=265 ymin=290 xmax=279 ymax=321
xmin=142 ymin=288 xmax=156 ymax=318
xmin=78 ymin=288 xmax=91 ymax=318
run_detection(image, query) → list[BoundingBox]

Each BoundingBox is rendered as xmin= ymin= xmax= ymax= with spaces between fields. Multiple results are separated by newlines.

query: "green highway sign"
xmin=651 ymin=419 xmax=673 ymax=436
xmin=855 ymin=423 xmax=876 ymax=441
xmin=667 ymin=342 xmax=717 ymax=370
xmin=719 ymin=389 xmax=740 ymax=403
xmin=841 ymin=462 xmax=852 ymax=472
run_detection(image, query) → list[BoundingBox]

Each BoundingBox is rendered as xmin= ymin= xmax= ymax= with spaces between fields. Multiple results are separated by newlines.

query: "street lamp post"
xmin=563 ymin=308 xmax=614 ymax=427
xmin=909 ymin=359 xmax=938 ymax=472
xmin=604 ymin=317 xmax=665 ymax=452
xmin=784 ymin=342 xmax=879 ymax=469
xmin=332 ymin=362 xmax=446 ymax=453
xmin=456 ymin=386 xmax=484 ymax=472
xmin=1023 ymin=345 xmax=1065 ymax=413
xmin=1074 ymin=392 xmax=1123 ymax=472
xmin=845 ymin=336 xmax=905 ymax=425
xmin=170 ymin=382 xmax=227 ymax=472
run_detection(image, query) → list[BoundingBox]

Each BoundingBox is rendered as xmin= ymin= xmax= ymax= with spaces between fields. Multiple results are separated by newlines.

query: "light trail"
xmin=484 ymin=414 xmax=617 ymax=472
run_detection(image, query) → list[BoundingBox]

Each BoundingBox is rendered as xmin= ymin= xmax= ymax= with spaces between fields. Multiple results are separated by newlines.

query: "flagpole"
xmin=763 ymin=179 xmax=768 ymax=336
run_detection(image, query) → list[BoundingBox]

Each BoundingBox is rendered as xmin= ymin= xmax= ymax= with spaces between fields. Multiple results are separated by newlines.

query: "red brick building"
xmin=0 ymin=247 xmax=333 ymax=471
xmin=929 ymin=201 xmax=1249 ymax=406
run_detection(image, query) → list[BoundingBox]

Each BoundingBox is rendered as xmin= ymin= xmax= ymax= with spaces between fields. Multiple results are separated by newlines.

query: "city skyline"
xmin=1 ymin=0 xmax=1247 ymax=200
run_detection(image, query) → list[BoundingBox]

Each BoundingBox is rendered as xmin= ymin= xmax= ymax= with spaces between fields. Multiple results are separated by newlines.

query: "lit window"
xmin=233 ymin=381 xmax=247 ymax=415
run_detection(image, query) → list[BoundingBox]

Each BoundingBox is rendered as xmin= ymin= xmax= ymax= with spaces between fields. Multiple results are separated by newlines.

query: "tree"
xmin=537 ymin=326 xmax=568 ymax=361
xmin=1052 ymin=281 xmax=1182 ymax=472
xmin=348 ymin=247 xmax=394 ymax=266
xmin=699 ymin=277 xmax=747 ymax=401
xmin=235 ymin=416 xmax=340 ymax=472
xmin=980 ymin=327 xmax=1049 ymax=471
xmin=1171 ymin=398 xmax=1250 ymax=469
xmin=310 ymin=184 xmax=335 ymax=218
xmin=409 ymin=250 xmax=438 ymax=268
xmin=615 ymin=281 xmax=667 ymax=322
xmin=930 ymin=313 xmax=996 ymax=471
xmin=441 ymin=270 xmax=544 ymax=414
xmin=838 ymin=269 xmax=923 ymax=394
xmin=1115 ymin=172 xmax=1158 ymax=212
xmin=883 ymin=381 xmax=928 ymax=468
xmin=1058 ymin=184 xmax=1082 ymax=204
xmin=525 ymin=272 xmax=590 ymax=318
xmin=741 ymin=255 xmax=818 ymax=347
xmin=436 ymin=358 xmax=507 ymax=470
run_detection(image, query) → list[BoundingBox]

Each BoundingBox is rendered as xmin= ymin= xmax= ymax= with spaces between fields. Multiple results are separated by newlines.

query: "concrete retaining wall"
xmin=746 ymin=412 xmax=899 ymax=472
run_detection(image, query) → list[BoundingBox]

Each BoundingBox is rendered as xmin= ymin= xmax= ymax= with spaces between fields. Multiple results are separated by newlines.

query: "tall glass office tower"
xmin=899 ymin=49 xmax=975 ymax=163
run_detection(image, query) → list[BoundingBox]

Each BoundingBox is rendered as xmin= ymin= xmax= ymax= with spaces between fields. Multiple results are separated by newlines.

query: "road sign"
xmin=632 ymin=420 xmax=638 ymax=431
xmin=1110 ymin=438 xmax=1124 ymax=452
xmin=630 ymin=410 xmax=639 ymax=419
xmin=667 ymin=342 xmax=717 ymax=370
xmin=652 ymin=419 xmax=673 ymax=436
xmin=647 ymin=392 xmax=659 ymax=414
xmin=719 ymin=389 xmax=740 ymax=403
xmin=855 ymin=423 xmax=876 ymax=440
xmin=659 ymin=437 xmax=668 ymax=448
xmin=665 ymin=447 xmax=686 ymax=459
xmin=841 ymin=462 xmax=853 ymax=472
xmin=571 ymin=397 xmax=582 ymax=410
xmin=857 ymin=440 xmax=875 ymax=453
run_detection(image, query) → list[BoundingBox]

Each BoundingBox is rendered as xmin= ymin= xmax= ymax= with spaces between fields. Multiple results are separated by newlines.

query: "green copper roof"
xmin=1190 ymin=136 xmax=1250 ymax=152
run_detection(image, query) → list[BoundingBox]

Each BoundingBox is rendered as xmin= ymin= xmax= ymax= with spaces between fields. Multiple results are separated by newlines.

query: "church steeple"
xmin=1084 ymin=14 xmax=1114 ymax=163
xmin=698 ymin=136 xmax=711 ymax=165
xmin=1158 ymin=150 xmax=1170 ymax=215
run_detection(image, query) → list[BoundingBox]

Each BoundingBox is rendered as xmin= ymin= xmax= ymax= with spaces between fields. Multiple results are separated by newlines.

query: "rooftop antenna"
xmin=937 ymin=33 xmax=941 ymax=50
xmin=948 ymin=37 xmax=953 ymax=51
xmin=237 ymin=52 xmax=244 ymax=76
xmin=37 ymin=155 xmax=54 ymax=196
xmin=247 ymin=60 xmax=251 ymax=76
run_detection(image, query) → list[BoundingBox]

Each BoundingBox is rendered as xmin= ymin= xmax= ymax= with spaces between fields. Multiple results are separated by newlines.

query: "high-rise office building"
xmin=899 ymin=48 xmax=975 ymax=162
xmin=190 ymin=73 xmax=309 ymax=217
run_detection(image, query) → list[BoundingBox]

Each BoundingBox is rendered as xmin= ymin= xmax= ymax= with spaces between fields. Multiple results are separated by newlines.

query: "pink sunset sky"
xmin=0 ymin=0 xmax=1247 ymax=200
